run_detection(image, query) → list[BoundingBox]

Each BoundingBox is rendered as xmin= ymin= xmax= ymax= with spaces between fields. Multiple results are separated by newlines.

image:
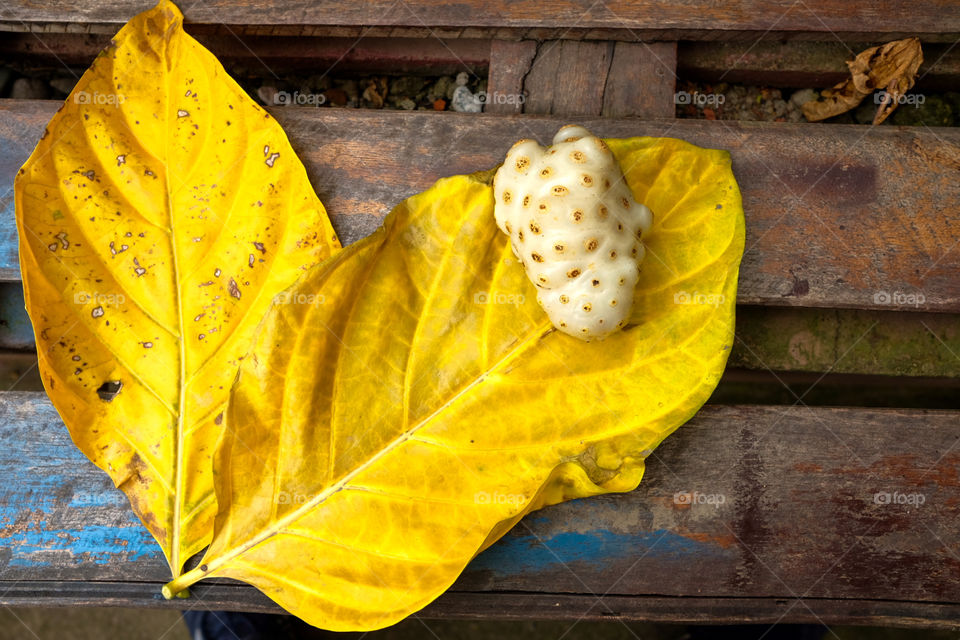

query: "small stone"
xmin=325 ymin=88 xmax=348 ymax=107
xmin=451 ymin=85 xmax=482 ymax=113
xmin=340 ymin=79 xmax=359 ymax=102
xmin=49 ymin=76 xmax=76 ymax=95
xmin=397 ymin=97 xmax=416 ymax=110
xmin=427 ymin=76 xmax=452 ymax=101
xmin=10 ymin=78 xmax=50 ymax=100
xmin=789 ymin=88 xmax=818 ymax=109
xmin=891 ymin=95 xmax=953 ymax=127
xmin=390 ymin=76 xmax=428 ymax=97
xmin=257 ymin=85 xmax=278 ymax=106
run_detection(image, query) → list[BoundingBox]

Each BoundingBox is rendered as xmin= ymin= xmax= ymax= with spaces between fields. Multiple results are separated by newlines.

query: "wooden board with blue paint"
xmin=2 ymin=102 xmax=959 ymax=312
xmin=2 ymin=393 xmax=959 ymax=626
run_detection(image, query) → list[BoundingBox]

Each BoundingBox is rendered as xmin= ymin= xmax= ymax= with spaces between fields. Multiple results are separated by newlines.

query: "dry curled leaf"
xmin=802 ymin=37 xmax=923 ymax=124
xmin=163 ymin=136 xmax=745 ymax=629
xmin=14 ymin=0 xmax=340 ymax=577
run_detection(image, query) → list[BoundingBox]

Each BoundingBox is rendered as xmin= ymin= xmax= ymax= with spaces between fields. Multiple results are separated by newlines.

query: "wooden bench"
xmin=1 ymin=0 xmax=959 ymax=630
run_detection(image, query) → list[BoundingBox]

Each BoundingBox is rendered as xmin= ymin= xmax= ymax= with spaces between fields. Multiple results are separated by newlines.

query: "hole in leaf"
xmin=96 ymin=380 xmax=123 ymax=402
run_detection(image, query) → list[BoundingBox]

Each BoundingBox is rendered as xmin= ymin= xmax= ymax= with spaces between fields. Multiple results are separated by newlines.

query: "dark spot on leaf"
xmin=96 ymin=380 xmax=122 ymax=402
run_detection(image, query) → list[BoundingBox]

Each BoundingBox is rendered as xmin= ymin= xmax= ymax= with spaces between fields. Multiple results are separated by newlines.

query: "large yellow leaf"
xmin=163 ymin=136 xmax=744 ymax=627
xmin=14 ymin=0 xmax=340 ymax=577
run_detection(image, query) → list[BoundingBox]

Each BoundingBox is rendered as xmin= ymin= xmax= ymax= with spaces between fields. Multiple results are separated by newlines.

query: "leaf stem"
xmin=162 ymin=567 xmax=205 ymax=599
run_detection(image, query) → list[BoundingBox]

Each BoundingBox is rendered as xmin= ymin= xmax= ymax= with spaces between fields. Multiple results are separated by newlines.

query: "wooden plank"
xmin=523 ymin=40 xmax=614 ymax=116
xmin=602 ymin=42 xmax=677 ymax=119
xmin=4 ymin=297 xmax=960 ymax=379
xmin=1 ymin=1 xmax=959 ymax=41
xmin=2 ymin=102 xmax=958 ymax=312
xmin=729 ymin=306 xmax=960 ymax=378
xmin=2 ymin=394 xmax=960 ymax=626
xmin=485 ymin=40 xmax=537 ymax=115
xmin=4 ymin=585 xmax=960 ymax=630
xmin=678 ymin=41 xmax=960 ymax=92
xmin=0 ymin=33 xmax=491 ymax=75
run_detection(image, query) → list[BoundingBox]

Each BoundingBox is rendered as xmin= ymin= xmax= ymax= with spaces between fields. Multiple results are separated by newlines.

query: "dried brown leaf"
xmin=801 ymin=37 xmax=923 ymax=124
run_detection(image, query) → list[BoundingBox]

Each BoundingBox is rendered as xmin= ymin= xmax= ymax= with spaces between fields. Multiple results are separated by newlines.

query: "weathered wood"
xmin=602 ymin=42 xmax=677 ymax=119
xmin=1 ymin=1 xmax=958 ymax=41
xmin=1 ymin=394 xmax=959 ymax=626
xmin=485 ymin=40 xmax=537 ymax=115
xmin=3 ymin=292 xmax=960 ymax=379
xmin=0 ymin=33 xmax=491 ymax=75
xmin=523 ymin=40 xmax=614 ymax=116
xmin=728 ymin=306 xmax=960 ymax=378
xmin=678 ymin=41 xmax=960 ymax=91
xmin=4 ymin=585 xmax=960 ymax=630
xmin=2 ymin=102 xmax=958 ymax=312
xmin=714 ymin=369 xmax=960 ymax=408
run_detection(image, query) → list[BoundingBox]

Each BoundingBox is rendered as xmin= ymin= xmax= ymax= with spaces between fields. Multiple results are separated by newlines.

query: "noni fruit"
xmin=492 ymin=125 xmax=653 ymax=341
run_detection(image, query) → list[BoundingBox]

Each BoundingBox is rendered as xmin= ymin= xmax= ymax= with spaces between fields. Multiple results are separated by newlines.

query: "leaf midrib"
xmin=163 ymin=33 xmax=188 ymax=577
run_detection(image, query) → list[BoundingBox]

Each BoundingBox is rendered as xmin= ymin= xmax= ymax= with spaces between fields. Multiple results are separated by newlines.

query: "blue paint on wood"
xmin=4 ymin=521 xmax=160 ymax=567
xmin=469 ymin=526 xmax=722 ymax=576
xmin=0 ymin=283 xmax=35 ymax=349
xmin=0 ymin=393 xmax=167 ymax=571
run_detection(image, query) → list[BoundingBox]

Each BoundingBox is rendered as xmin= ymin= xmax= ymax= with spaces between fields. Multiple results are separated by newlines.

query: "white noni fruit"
xmin=492 ymin=125 xmax=653 ymax=341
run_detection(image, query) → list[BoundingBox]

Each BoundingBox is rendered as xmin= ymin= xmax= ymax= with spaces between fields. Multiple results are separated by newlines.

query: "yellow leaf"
xmin=163 ymin=136 xmax=744 ymax=628
xmin=14 ymin=0 xmax=340 ymax=577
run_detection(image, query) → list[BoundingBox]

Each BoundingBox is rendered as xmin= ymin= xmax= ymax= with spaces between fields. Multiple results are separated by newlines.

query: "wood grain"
xmin=679 ymin=41 xmax=960 ymax=92
xmin=0 ymin=33 xmax=491 ymax=75
xmin=1 ymin=1 xmax=958 ymax=41
xmin=2 ymin=393 xmax=958 ymax=626
xmin=3 ymin=289 xmax=960 ymax=378
xmin=3 ymin=102 xmax=958 ymax=312
xmin=485 ymin=40 xmax=537 ymax=115
xmin=523 ymin=40 xmax=615 ymax=115
xmin=602 ymin=42 xmax=677 ymax=118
